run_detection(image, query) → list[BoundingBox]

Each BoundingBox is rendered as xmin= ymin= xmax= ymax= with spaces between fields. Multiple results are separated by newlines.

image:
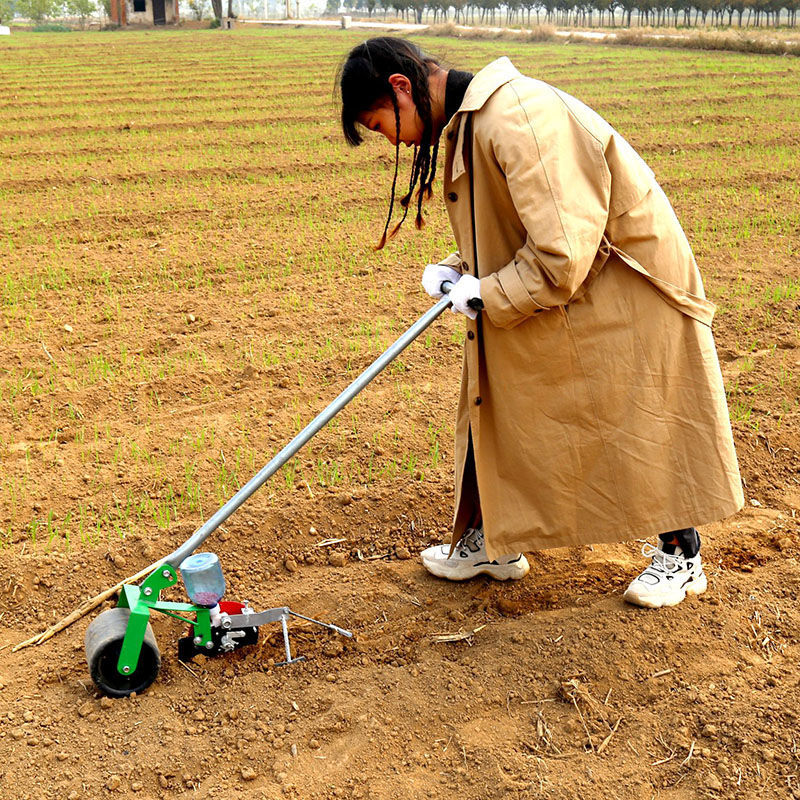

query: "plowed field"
xmin=1 ymin=28 xmax=799 ymax=800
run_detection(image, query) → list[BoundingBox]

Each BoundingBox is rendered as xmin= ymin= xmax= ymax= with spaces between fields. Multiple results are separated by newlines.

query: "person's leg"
xmin=658 ymin=527 xmax=701 ymax=558
xmin=420 ymin=431 xmax=528 ymax=581
xmin=623 ymin=526 xmax=707 ymax=608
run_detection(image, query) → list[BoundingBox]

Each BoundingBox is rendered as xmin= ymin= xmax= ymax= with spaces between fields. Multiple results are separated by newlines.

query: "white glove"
xmin=422 ymin=262 xmax=462 ymax=299
xmin=448 ymin=274 xmax=482 ymax=320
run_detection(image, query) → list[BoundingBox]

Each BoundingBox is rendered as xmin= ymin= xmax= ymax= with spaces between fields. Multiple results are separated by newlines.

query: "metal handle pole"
xmin=163 ymin=287 xmax=454 ymax=569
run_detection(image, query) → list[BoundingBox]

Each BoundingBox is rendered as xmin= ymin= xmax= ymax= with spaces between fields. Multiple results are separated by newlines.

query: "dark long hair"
xmin=338 ymin=37 xmax=441 ymax=250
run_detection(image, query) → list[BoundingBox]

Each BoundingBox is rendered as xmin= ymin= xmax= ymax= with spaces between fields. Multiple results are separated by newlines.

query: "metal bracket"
xmin=222 ymin=606 xmax=352 ymax=667
xmin=116 ymin=564 xmax=212 ymax=676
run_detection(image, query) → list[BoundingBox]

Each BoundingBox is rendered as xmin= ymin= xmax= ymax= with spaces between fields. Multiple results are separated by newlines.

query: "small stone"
xmin=77 ymin=701 xmax=93 ymax=718
xmin=100 ymin=697 xmax=114 ymax=709
xmin=395 ymin=546 xmax=411 ymax=560
xmin=309 ymin=738 xmax=320 ymax=749
xmin=193 ymin=709 xmax=206 ymax=721
xmin=328 ymin=552 xmax=346 ymax=568
xmin=338 ymin=494 xmax=352 ymax=506
xmin=63 ymin=324 xmax=73 ymax=333
xmin=749 ymin=498 xmax=762 ymax=507
xmin=762 ymin=748 xmax=775 ymax=762
xmin=290 ymin=744 xmax=298 ymax=757
xmin=158 ymin=775 xmax=168 ymax=788
xmin=10 ymin=728 xmax=24 ymax=741
xmin=56 ymin=751 xmax=69 ymax=761
xmin=241 ymin=767 xmax=257 ymax=781
xmin=187 ymin=313 xmax=196 ymax=324
xmin=702 ymin=724 xmax=718 ymax=737
xmin=777 ymin=537 xmax=792 ymax=551
xmin=284 ymin=557 xmax=298 ymax=572
xmin=112 ymin=554 xmax=126 ymax=569
xmin=706 ymin=773 xmax=723 ymax=791
xmin=131 ymin=782 xmax=143 ymax=792
xmin=106 ymin=775 xmax=122 ymax=791
xmin=325 ymin=673 xmax=337 ymax=683
xmin=23 ymin=710 xmax=34 ymax=722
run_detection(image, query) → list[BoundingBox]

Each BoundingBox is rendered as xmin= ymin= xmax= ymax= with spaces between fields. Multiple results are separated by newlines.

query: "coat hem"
xmin=482 ymin=497 xmax=744 ymax=559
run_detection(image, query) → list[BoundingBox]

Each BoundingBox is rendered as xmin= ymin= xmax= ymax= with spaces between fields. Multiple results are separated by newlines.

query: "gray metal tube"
xmin=164 ymin=287 xmax=455 ymax=569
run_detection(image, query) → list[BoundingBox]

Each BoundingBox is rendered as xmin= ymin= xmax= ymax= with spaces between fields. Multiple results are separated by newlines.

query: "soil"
xmin=1 ymin=30 xmax=799 ymax=800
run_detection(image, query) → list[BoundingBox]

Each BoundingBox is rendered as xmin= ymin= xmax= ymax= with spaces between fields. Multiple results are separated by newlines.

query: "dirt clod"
xmin=706 ymin=773 xmax=723 ymax=791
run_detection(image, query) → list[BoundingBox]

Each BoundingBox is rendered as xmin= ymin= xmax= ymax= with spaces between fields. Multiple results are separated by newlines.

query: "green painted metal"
xmin=115 ymin=563 xmax=213 ymax=676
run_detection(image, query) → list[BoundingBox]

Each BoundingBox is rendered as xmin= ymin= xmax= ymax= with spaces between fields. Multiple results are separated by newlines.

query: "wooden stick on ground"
xmin=12 ymin=559 xmax=163 ymax=653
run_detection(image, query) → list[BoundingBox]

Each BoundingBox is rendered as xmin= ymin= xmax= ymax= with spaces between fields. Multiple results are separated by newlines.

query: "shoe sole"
xmin=623 ymin=571 xmax=708 ymax=609
xmin=422 ymin=556 xmax=530 ymax=582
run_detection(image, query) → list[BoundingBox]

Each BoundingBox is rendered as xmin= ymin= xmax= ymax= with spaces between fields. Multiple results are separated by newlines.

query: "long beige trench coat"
xmin=439 ymin=58 xmax=743 ymax=559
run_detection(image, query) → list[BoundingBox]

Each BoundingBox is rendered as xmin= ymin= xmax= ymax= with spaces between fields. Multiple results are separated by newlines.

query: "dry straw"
xmin=421 ymin=22 xmax=800 ymax=57
xmin=422 ymin=22 xmax=557 ymax=43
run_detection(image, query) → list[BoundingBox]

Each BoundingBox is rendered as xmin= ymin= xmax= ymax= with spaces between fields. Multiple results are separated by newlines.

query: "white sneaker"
xmin=421 ymin=528 xmax=530 ymax=581
xmin=623 ymin=540 xmax=707 ymax=608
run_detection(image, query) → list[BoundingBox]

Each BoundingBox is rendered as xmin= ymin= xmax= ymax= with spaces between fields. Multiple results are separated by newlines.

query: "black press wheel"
xmin=85 ymin=607 xmax=161 ymax=698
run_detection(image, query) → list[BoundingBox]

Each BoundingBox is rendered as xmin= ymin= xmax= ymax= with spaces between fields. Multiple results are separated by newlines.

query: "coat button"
xmin=467 ymin=331 xmax=475 ymax=340
xmin=474 ymin=397 xmax=482 ymax=406
xmin=447 ymin=192 xmax=458 ymax=202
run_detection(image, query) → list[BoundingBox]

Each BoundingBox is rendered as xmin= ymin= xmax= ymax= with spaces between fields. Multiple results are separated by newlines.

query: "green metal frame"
xmin=115 ymin=564 xmax=212 ymax=676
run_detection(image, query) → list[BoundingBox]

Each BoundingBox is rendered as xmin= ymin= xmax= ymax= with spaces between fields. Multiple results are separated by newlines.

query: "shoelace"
xmin=640 ymin=542 xmax=684 ymax=575
xmin=454 ymin=528 xmax=483 ymax=556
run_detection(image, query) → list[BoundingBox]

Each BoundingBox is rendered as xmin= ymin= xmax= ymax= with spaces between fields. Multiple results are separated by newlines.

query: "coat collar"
xmin=445 ymin=57 xmax=522 ymax=182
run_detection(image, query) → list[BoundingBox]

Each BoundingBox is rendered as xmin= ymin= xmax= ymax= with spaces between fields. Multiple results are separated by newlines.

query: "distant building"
xmin=109 ymin=0 xmax=179 ymax=25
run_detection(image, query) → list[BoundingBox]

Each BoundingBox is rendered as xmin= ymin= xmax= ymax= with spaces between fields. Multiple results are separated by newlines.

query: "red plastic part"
xmin=218 ymin=601 xmax=247 ymax=614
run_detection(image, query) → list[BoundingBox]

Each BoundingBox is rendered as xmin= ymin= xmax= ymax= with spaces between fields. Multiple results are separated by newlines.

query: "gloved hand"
xmin=448 ymin=274 xmax=482 ymax=320
xmin=422 ymin=262 xmax=462 ymax=299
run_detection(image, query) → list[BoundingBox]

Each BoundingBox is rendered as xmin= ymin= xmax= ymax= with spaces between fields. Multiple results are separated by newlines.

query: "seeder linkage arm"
xmin=162 ymin=284 xmax=457 ymax=571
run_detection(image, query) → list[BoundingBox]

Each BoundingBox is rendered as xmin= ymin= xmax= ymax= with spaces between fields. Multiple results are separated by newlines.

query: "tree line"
xmin=0 ymin=0 xmax=102 ymax=24
xmin=329 ymin=0 xmax=798 ymax=26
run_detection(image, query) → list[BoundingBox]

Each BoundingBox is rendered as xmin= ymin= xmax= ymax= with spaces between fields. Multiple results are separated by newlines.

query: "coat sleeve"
xmin=479 ymin=83 xmax=612 ymax=330
xmin=438 ymin=251 xmax=464 ymax=271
